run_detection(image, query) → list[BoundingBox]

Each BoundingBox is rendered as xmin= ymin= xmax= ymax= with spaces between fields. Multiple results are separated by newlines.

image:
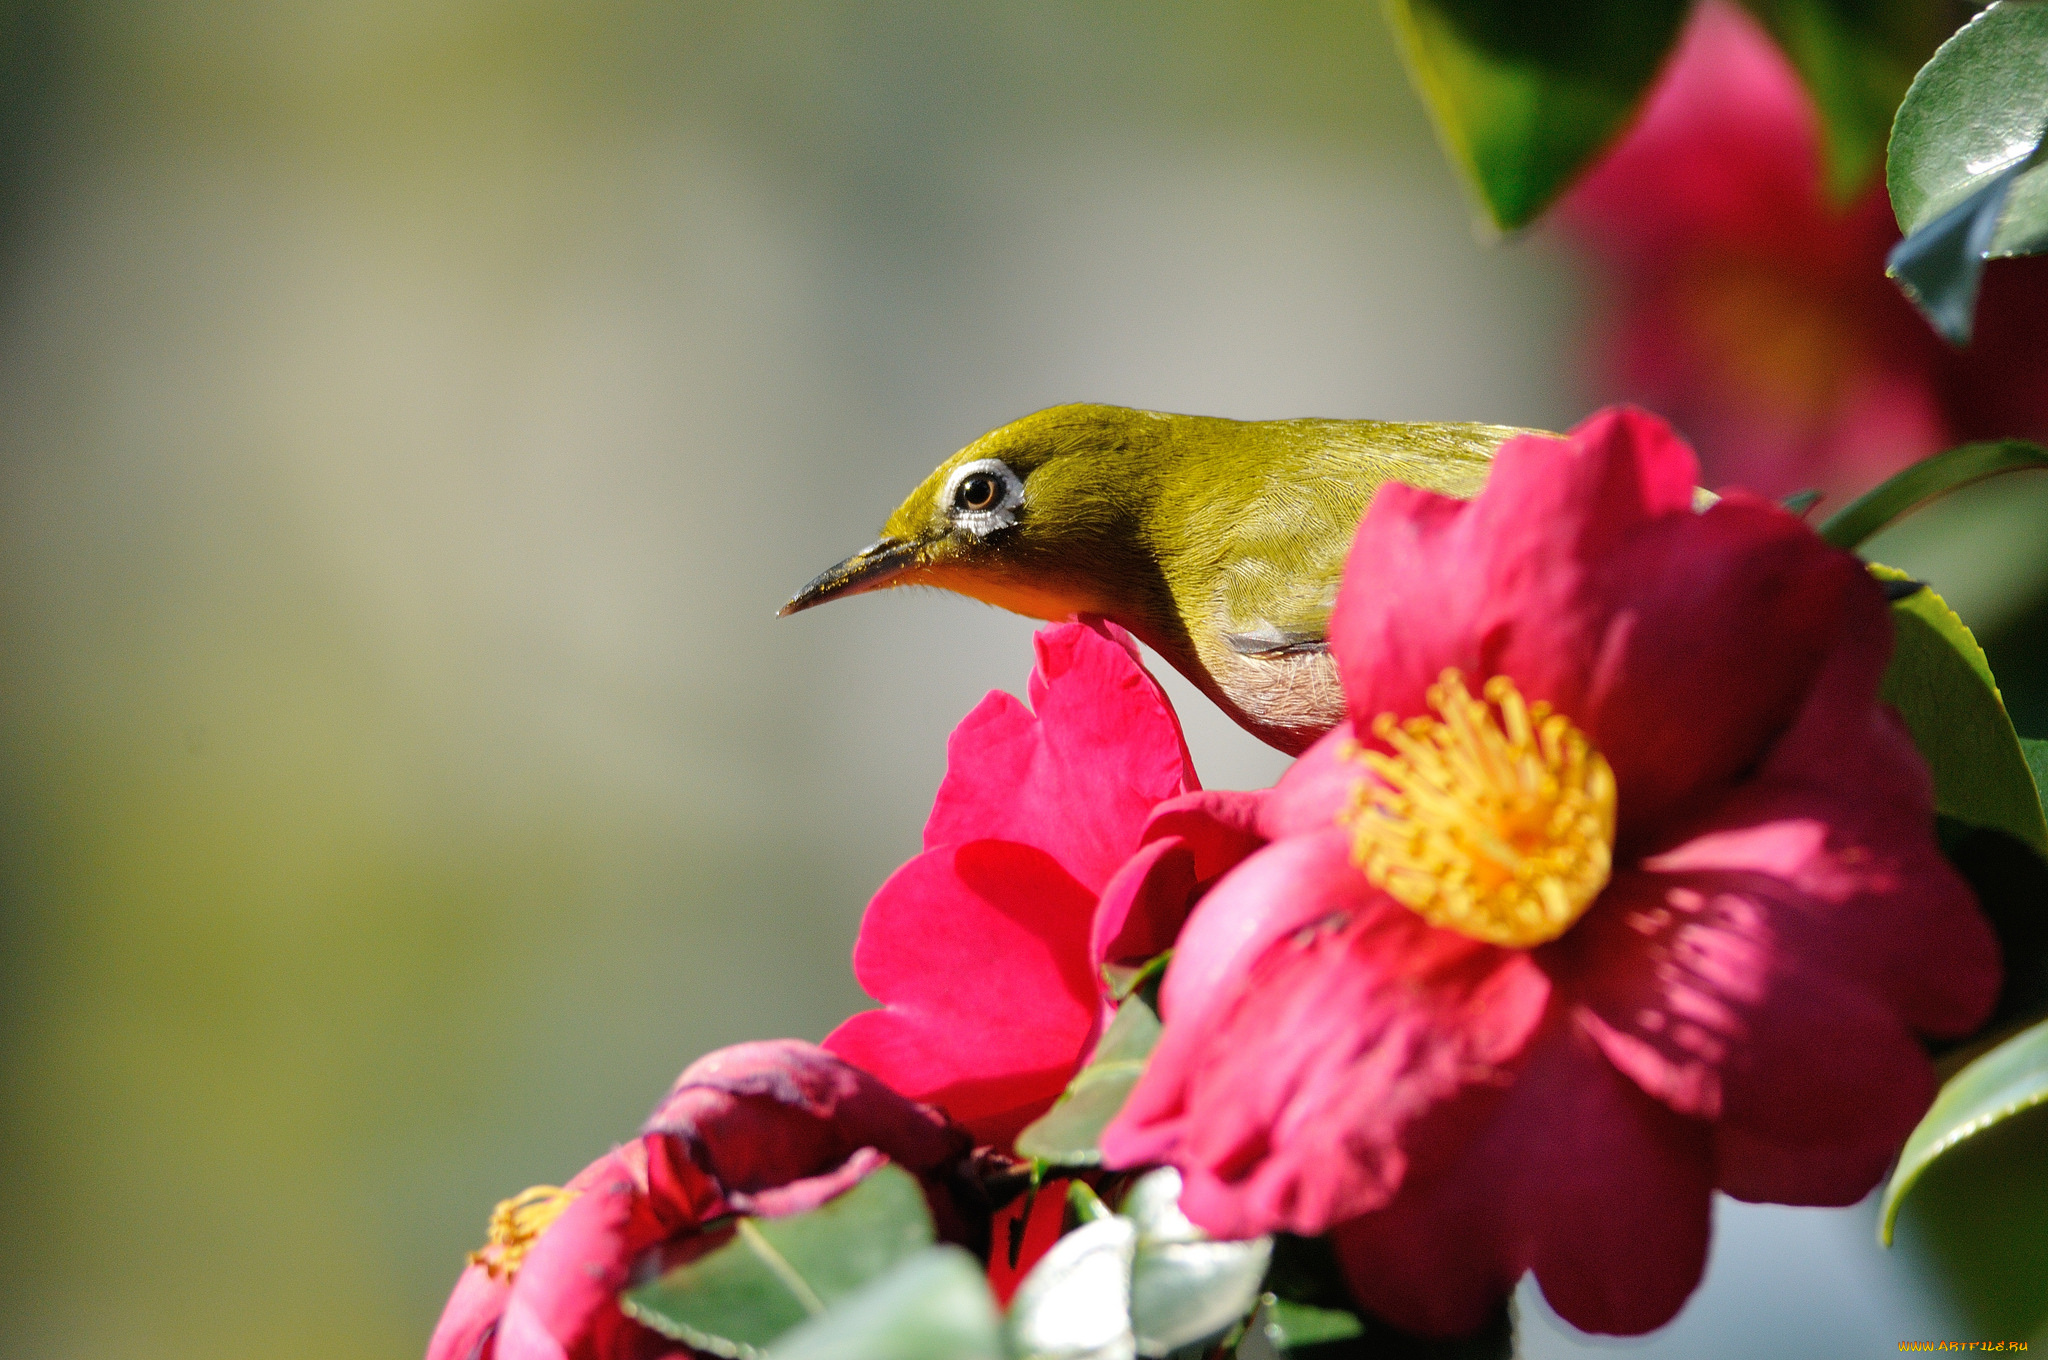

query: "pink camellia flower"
xmin=1100 ymin=407 xmax=2000 ymax=1337
xmin=824 ymin=619 xmax=1263 ymax=1148
xmin=1559 ymin=0 xmax=2048 ymax=504
xmin=427 ymin=1040 xmax=972 ymax=1360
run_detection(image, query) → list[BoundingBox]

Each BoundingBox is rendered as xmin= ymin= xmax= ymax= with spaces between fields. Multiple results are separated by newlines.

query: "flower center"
xmin=467 ymin=1184 xmax=579 ymax=1280
xmin=1342 ymin=669 xmax=1616 ymax=948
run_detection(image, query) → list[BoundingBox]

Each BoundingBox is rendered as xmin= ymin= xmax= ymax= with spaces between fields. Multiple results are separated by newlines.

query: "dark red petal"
xmin=824 ymin=842 xmax=1105 ymax=1145
xmin=1331 ymin=1019 xmax=1712 ymax=1339
xmin=921 ymin=620 xmax=1195 ymax=893
xmin=646 ymin=1040 xmax=965 ymax=1190
xmin=1091 ymin=836 xmax=1200 ymax=971
xmin=1104 ymin=840 xmax=1548 ymax=1238
xmin=494 ymin=1149 xmax=672 ymax=1360
xmin=1566 ymin=873 xmax=1938 ymax=1206
xmin=734 ymin=1145 xmax=891 ymax=1218
xmin=1138 ymin=788 xmax=1267 ymax=880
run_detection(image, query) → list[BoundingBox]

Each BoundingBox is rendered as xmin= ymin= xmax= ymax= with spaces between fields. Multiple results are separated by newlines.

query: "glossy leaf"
xmin=1006 ymin=1214 xmax=1140 ymax=1360
xmin=1739 ymin=0 xmax=1951 ymax=200
xmin=762 ymin=1247 xmax=1007 ymax=1360
xmin=1247 ymin=1296 xmax=1366 ymax=1353
xmin=1884 ymin=0 xmax=2048 ymax=341
xmin=1122 ymin=1169 xmax=1273 ymax=1356
xmin=1380 ymin=0 xmax=1692 ymax=232
xmin=622 ymin=1164 xmax=935 ymax=1359
xmin=1818 ymin=440 xmax=2048 ymax=549
xmin=1871 ymin=564 xmax=2048 ymax=859
xmin=1015 ymin=996 xmax=1161 ymax=1167
xmin=1882 ymin=1018 xmax=2048 ymax=1243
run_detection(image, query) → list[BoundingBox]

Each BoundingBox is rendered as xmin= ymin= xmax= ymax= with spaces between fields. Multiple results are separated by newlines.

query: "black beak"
xmin=778 ymin=538 xmax=925 ymax=616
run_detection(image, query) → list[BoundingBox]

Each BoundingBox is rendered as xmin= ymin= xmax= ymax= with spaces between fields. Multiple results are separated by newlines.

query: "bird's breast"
xmin=1205 ymin=643 xmax=1346 ymax=754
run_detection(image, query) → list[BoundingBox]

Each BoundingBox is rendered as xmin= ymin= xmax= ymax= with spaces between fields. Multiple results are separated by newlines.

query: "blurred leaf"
xmin=1379 ymin=0 xmax=1692 ymax=231
xmin=1016 ymin=996 xmax=1161 ymax=1167
xmin=1247 ymin=1236 xmax=1513 ymax=1359
xmin=1250 ymin=1296 xmax=1366 ymax=1351
xmin=2024 ymin=737 xmax=2048 ymax=807
xmin=1937 ymin=822 xmax=2048 ymax=1054
xmin=1006 ymin=1214 xmax=1140 ymax=1360
xmin=1872 ymin=564 xmax=2048 ymax=859
xmin=1888 ymin=1099 xmax=2048 ymax=1339
xmin=1819 ymin=440 xmax=2048 ymax=548
xmin=1882 ymin=1018 xmax=2048 ymax=1243
xmin=1884 ymin=0 xmax=2048 ymax=342
xmin=1781 ymin=488 xmax=1824 ymax=516
xmin=1101 ymin=949 xmax=1172 ymax=1002
xmin=1739 ymin=0 xmax=1951 ymax=199
xmin=622 ymin=1164 xmax=935 ymax=1359
xmin=1121 ymin=1168 xmax=1273 ymax=1356
xmin=762 ymin=1246 xmax=1007 ymax=1360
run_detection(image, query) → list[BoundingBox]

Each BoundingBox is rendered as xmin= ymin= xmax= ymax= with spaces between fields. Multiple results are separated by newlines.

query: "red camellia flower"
xmin=1100 ymin=408 xmax=2000 ymax=1337
xmin=427 ymin=1040 xmax=972 ymax=1360
xmin=1559 ymin=0 xmax=2048 ymax=503
xmin=824 ymin=619 xmax=1263 ymax=1148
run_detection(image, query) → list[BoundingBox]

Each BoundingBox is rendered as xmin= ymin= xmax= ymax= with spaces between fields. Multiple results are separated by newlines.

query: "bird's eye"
xmin=956 ymin=472 xmax=1001 ymax=512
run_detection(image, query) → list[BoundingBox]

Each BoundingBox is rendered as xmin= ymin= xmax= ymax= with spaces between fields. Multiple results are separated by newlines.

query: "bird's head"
xmin=779 ymin=403 xmax=1168 ymax=622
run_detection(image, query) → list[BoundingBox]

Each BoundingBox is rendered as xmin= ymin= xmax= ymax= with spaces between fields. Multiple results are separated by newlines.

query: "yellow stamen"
xmin=467 ymin=1184 xmax=579 ymax=1280
xmin=1341 ymin=669 xmax=1616 ymax=948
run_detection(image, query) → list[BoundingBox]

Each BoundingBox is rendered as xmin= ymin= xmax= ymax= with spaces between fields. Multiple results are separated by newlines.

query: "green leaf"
xmin=1886 ymin=1097 xmax=2048 ymax=1338
xmin=1872 ymin=564 xmax=2048 ymax=859
xmin=1005 ymin=1214 xmax=1139 ymax=1360
xmin=1884 ymin=0 xmax=2048 ymax=342
xmin=622 ymin=1164 xmax=936 ymax=1359
xmin=1122 ymin=1169 xmax=1273 ymax=1356
xmin=761 ymin=1247 xmax=1006 ymax=1360
xmin=1015 ymin=995 xmax=1161 ymax=1167
xmin=1251 ymin=1296 xmax=1366 ymax=1351
xmin=1740 ymin=0 xmax=1952 ymax=200
xmin=1882 ymin=1018 xmax=2048 ymax=1243
xmin=2023 ymin=737 xmax=2048 ymax=810
xmin=1818 ymin=440 xmax=2048 ymax=549
xmin=1379 ymin=0 xmax=1692 ymax=232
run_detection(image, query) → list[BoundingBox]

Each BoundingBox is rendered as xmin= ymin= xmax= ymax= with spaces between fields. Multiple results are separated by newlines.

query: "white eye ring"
xmin=942 ymin=458 xmax=1024 ymax=536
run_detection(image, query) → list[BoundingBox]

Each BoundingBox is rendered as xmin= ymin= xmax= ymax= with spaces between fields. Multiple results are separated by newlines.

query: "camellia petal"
xmin=427 ymin=1042 xmax=977 ymax=1360
xmin=921 ymin=621 xmax=1197 ymax=889
xmin=826 ymin=842 xmax=1104 ymax=1145
xmin=1104 ymin=829 xmax=1550 ymax=1234
xmin=1329 ymin=1017 xmax=1713 ymax=1338
xmin=1100 ymin=405 xmax=1999 ymax=1337
xmin=1559 ymin=0 xmax=2048 ymax=502
xmin=827 ymin=620 xmax=1256 ymax=1148
xmin=1333 ymin=408 xmax=1871 ymax=833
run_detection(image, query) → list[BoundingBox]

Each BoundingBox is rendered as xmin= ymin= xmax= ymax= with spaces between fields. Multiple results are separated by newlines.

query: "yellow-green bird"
xmin=780 ymin=403 xmax=1534 ymax=754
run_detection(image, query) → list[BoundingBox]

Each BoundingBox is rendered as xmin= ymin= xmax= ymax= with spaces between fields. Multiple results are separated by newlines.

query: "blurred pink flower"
xmin=1101 ymin=408 xmax=1999 ymax=1337
xmin=426 ymin=1040 xmax=972 ymax=1360
xmin=824 ymin=620 xmax=1263 ymax=1148
xmin=1559 ymin=0 xmax=2048 ymax=504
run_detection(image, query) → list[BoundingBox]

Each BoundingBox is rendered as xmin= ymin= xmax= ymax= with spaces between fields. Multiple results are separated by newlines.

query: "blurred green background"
xmin=0 ymin=4 xmax=2040 ymax=1358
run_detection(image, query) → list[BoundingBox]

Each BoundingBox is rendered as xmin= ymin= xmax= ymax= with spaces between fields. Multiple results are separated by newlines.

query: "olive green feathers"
xmin=782 ymin=403 xmax=1535 ymax=753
